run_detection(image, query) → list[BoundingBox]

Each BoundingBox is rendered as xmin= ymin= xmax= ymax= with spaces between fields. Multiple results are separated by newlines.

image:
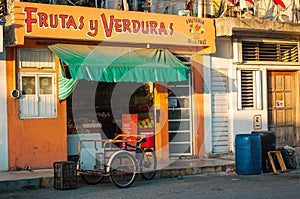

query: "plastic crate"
xmin=53 ymin=161 xmax=77 ymax=190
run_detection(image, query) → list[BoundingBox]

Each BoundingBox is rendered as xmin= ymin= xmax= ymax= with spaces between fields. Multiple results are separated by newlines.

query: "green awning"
xmin=48 ymin=44 xmax=190 ymax=83
xmin=58 ymin=61 xmax=77 ymax=100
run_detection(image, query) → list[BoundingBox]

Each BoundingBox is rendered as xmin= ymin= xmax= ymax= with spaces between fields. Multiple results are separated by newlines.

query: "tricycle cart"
xmin=77 ymin=134 xmax=157 ymax=188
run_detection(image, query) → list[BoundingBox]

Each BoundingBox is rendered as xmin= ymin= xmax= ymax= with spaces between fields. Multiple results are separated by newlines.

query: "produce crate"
xmin=53 ymin=161 xmax=77 ymax=190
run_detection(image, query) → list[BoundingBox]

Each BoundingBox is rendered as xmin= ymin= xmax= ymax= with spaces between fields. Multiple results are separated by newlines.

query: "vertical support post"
xmin=154 ymin=83 xmax=169 ymax=160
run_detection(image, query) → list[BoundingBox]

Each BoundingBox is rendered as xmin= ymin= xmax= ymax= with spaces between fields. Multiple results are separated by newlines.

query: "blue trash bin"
xmin=235 ymin=134 xmax=262 ymax=175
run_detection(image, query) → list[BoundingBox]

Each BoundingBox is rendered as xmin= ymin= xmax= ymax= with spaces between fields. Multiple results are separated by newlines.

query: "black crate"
xmin=53 ymin=161 xmax=77 ymax=190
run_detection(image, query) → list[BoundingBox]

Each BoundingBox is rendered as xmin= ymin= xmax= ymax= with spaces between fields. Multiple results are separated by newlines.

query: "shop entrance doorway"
xmin=66 ymin=81 xmax=155 ymax=160
xmin=110 ymin=82 xmax=154 ymax=141
xmin=267 ymin=71 xmax=297 ymax=147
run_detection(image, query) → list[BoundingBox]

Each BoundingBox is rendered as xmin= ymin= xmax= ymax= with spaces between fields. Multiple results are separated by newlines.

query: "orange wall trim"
xmin=154 ymin=83 xmax=169 ymax=160
xmin=192 ymin=54 xmax=205 ymax=157
xmin=6 ymin=46 xmax=67 ymax=170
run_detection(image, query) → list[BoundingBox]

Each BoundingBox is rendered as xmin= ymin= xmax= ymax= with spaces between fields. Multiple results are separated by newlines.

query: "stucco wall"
xmin=209 ymin=38 xmax=268 ymax=153
xmin=203 ymin=53 xmax=212 ymax=154
xmin=6 ymin=42 xmax=67 ymax=170
xmin=0 ymin=41 xmax=8 ymax=171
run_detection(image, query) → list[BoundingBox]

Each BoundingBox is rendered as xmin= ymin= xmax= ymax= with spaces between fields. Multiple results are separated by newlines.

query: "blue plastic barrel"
xmin=235 ymin=134 xmax=262 ymax=175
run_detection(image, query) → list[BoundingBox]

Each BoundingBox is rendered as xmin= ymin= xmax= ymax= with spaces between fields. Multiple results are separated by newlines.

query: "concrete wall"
xmin=204 ymin=38 xmax=232 ymax=153
xmin=209 ymin=35 xmax=300 ymax=153
xmin=203 ymin=53 xmax=212 ymax=154
xmin=0 ymin=24 xmax=8 ymax=171
xmin=208 ymin=37 xmax=269 ymax=153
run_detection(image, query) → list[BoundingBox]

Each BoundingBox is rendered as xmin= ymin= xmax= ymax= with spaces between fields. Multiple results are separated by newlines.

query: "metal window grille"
xmin=19 ymin=48 xmax=55 ymax=69
xmin=241 ymin=70 xmax=254 ymax=108
xmin=242 ymin=41 xmax=299 ymax=63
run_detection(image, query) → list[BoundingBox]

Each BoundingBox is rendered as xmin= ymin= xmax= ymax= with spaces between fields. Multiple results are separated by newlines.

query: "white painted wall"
xmin=207 ymin=37 xmax=270 ymax=154
xmin=204 ymin=38 xmax=232 ymax=154
xmin=0 ymin=23 xmax=8 ymax=171
xmin=203 ymin=53 xmax=212 ymax=154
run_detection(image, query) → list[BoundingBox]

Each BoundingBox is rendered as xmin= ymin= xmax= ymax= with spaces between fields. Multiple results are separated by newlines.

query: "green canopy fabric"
xmin=48 ymin=44 xmax=190 ymax=83
xmin=58 ymin=61 xmax=77 ymax=100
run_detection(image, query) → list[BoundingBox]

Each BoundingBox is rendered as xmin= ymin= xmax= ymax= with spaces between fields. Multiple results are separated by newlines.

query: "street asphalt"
xmin=0 ymin=147 xmax=299 ymax=193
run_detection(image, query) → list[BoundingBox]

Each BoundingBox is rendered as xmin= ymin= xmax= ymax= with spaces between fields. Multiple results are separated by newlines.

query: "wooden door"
xmin=267 ymin=71 xmax=296 ymax=147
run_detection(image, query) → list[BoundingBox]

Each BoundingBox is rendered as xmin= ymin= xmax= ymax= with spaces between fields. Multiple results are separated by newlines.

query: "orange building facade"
xmin=4 ymin=2 xmax=215 ymax=170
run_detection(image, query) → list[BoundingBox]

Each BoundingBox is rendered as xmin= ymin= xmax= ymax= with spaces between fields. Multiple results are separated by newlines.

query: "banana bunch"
xmin=138 ymin=118 xmax=154 ymax=128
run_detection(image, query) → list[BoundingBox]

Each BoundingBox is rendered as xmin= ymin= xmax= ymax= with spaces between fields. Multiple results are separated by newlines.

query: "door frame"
xmin=296 ymin=71 xmax=300 ymax=146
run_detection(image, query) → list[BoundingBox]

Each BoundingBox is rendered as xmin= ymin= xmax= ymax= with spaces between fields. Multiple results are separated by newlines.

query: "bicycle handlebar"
xmin=112 ymin=134 xmax=146 ymax=143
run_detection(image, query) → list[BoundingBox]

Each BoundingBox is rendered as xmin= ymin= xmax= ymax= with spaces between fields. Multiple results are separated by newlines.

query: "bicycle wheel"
xmin=108 ymin=151 xmax=138 ymax=188
xmin=80 ymin=173 xmax=104 ymax=185
xmin=140 ymin=148 xmax=157 ymax=180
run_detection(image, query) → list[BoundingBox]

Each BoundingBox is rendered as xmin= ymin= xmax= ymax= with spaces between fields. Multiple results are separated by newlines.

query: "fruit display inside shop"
xmin=67 ymin=112 xmax=111 ymax=134
xmin=138 ymin=118 xmax=154 ymax=128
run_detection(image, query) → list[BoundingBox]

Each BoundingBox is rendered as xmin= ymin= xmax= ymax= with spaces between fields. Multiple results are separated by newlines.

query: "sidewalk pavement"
xmin=0 ymin=148 xmax=299 ymax=193
xmin=0 ymin=156 xmax=235 ymax=193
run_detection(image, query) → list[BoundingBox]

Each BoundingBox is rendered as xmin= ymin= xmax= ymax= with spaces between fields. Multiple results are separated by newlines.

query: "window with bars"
xmin=237 ymin=70 xmax=262 ymax=110
xmin=19 ymin=48 xmax=55 ymax=69
xmin=242 ymin=41 xmax=299 ymax=63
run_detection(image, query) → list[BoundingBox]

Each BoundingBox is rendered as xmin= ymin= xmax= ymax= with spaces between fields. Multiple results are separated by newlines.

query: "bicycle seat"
xmin=137 ymin=137 xmax=147 ymax=143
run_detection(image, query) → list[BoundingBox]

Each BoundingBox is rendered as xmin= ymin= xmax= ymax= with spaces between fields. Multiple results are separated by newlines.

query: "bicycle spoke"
xmin=140 ymin=149 xmax=157 ymax=180
xmin=109 ymin=151 xmax=137 ymax=188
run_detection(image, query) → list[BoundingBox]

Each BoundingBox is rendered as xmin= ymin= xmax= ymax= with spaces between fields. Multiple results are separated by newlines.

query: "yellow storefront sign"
xmin=11 ymin=2 xmax=215 ymax=53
